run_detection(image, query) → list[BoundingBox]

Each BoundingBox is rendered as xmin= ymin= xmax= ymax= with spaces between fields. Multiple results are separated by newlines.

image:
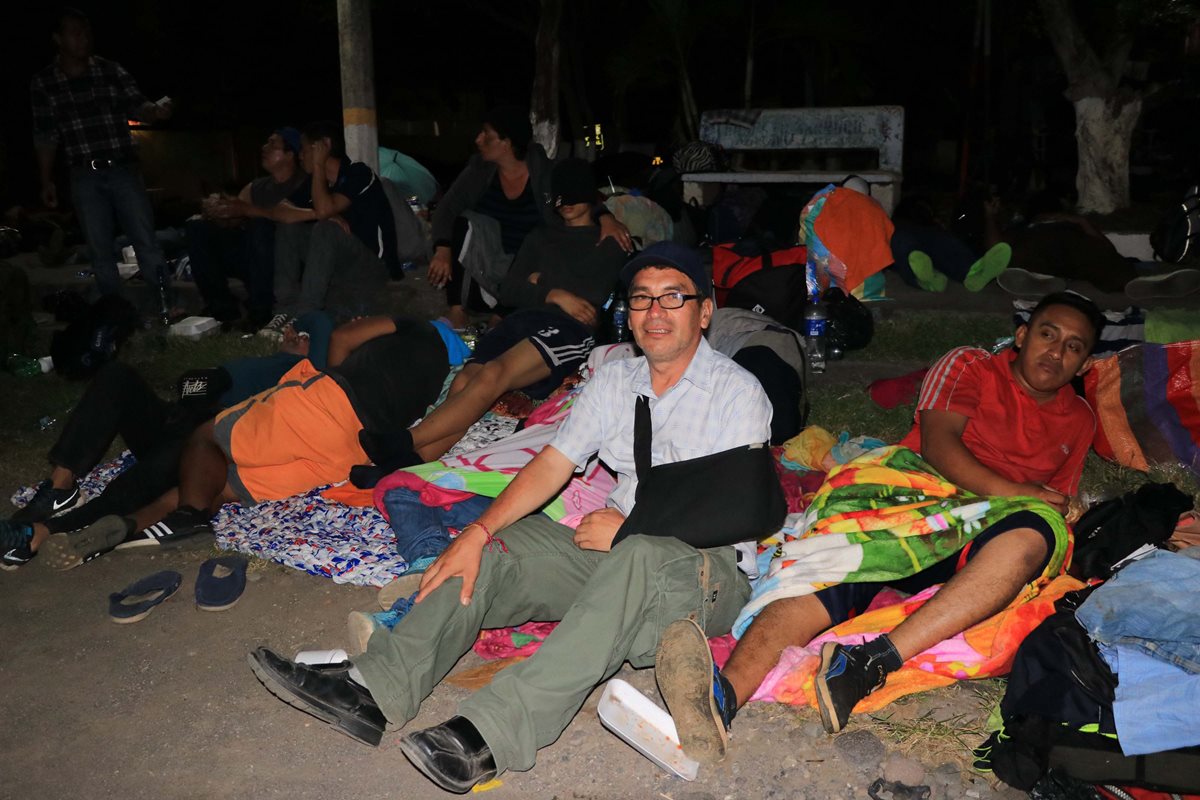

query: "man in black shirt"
xmin=185 ymin=128 xmax=308 ymax=327
xmin=408 ymin=159 xmax=626 ymax=460
xmin=262 ymin=121 xmax=397 ymax=335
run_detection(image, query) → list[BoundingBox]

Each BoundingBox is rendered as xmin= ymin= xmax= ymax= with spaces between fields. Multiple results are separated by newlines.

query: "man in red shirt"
xmin=658 ymin=291 xmax=1105 ymax=762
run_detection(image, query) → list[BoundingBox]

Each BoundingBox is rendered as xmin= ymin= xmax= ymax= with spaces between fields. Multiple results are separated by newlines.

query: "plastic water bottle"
xmin=803 ymin=299 xmax=827 ymax=374
xmin=6 ymin=354 xmax=42 ymax=378
xmin=612 ymin=298 xmax=630 ymax=343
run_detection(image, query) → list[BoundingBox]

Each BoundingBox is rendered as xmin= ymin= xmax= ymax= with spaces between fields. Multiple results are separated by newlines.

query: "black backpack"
xmin=978 ymin=589 xmax=1200 ymax=794
xmin=1150 ymin=185 xmax=1200 ymax=263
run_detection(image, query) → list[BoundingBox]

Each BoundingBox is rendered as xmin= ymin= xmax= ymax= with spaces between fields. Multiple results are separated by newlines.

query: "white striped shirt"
xmin=551 ymin=338 xmax=773 ymax=516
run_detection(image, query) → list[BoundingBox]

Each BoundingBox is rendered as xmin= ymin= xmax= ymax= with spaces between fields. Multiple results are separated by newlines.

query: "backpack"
xmin=1070 ymin=483 xmax=1193 ymax=580
xmin=713 ymin=240 xmax=808 ymax=327
xmin=979 ymin=589 xmax=1200 ymax=795
xmin=1150 ymin=185 xmax=1200 ymax=263
xmin=671 ymin=141 xmax=726 ymax=174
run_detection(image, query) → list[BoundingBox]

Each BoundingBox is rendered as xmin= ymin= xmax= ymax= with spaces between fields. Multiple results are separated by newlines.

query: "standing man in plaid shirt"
xmin=31 ymin=7 xmax=173 ymax=306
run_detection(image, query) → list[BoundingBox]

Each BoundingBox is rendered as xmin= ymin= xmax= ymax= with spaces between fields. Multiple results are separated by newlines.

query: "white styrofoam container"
xmin=597 ymin=678 xmax=699 ymax=781
xmin=169 ymin=316 xmax=221 ymax=340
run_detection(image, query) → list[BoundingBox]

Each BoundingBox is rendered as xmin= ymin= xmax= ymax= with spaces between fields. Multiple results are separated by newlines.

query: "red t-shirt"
xmin=899 ymin=347 xmax=1095 ymax=496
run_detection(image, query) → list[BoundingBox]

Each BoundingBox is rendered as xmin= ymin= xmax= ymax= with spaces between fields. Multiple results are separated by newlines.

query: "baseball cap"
xmin=620 ymin=242 xmax=712 ymax=299
xmin=275 ymin=127 xmax=302 ymax=155
xmin=552 ymin=158 xmax=596 ymax=207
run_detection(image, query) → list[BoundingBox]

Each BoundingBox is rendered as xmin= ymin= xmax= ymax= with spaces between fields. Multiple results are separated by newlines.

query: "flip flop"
xmin=195 ymin=555 xmax=248 ymax=611
xmin=109 ymin=570 xmax=182 ymax=624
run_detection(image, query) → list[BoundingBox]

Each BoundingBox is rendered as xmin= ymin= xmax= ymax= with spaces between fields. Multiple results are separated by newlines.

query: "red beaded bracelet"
xmin=464 ymin=521 xmax=507 ymax=552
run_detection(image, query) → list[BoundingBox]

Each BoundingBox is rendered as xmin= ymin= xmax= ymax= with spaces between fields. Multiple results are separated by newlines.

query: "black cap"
xmin=620 ymin=242 xmax=712 ymax=298
xmin=552 ymin=158 xmax=596 ymax=207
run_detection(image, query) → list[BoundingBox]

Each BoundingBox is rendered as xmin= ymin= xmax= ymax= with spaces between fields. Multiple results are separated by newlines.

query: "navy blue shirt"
xmin=291 ymin=157 xmax=399 ymax=271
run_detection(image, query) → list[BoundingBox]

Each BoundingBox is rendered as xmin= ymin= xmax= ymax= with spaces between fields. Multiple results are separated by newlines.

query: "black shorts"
xmin=814 ymin=510 xmax=1057 ymax=625
xmin=469 ymin=309 xmax=594 ymax=400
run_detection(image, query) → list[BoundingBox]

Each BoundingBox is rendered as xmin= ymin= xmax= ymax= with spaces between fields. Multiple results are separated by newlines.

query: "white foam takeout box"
xmin=597 ymin=678 xmax=700 ymax=781
xmin=169 ymin=316 xmax=221 ymax=340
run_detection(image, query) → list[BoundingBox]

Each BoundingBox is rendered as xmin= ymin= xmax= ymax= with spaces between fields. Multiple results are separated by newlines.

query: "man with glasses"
xmin=247 ymin=241 xmax=779 ymax=793
xmin=31 ymin=7 xmax=174 ymax=312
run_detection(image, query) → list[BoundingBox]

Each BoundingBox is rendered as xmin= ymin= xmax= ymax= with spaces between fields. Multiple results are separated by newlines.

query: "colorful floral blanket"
xmin=733 ymin=446 xmax=1070 ymax=636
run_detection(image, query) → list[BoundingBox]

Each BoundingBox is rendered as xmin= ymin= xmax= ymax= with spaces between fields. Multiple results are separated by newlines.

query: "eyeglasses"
xmin=627 ymin=292 xmax=702 ymax=311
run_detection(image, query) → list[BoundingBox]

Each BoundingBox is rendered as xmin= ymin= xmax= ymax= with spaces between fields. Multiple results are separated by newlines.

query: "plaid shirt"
xmin=31 ymin=56 xmax=146 ymax=165
xmin=551 ymin=337 xmax=773 ymax=517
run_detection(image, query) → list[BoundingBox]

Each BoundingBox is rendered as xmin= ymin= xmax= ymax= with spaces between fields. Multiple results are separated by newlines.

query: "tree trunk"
xmin=531 ymin=0 xmax=563 ymax=159
xmin=1037 ymin=0 xmax=1143 ymax=213
xmin=1072 ymin=94 xmax=1141 ymax=214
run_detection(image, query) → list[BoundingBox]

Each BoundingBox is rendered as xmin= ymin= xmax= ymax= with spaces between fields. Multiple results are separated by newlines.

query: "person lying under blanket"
xmin=1 ymin=313 xmax=331 ymax=570
xmin=5 ymin=315 xmax=471 ymax=569
xmin=246 ymin=241 xmax=784 ymax=793
xmin=651 ymin=290 xmax=1104 ymax=764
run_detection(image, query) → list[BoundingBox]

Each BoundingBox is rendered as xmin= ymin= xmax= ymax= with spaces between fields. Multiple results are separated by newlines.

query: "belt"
xmin=74 ymin=155 xmax=136 ymax=170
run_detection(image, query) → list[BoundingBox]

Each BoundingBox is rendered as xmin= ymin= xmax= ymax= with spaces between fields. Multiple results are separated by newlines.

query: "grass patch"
xmin=0 ymin=328 xmax=271 ymax=503
xmin=855 ymin=311 xmax=1016 ymax=364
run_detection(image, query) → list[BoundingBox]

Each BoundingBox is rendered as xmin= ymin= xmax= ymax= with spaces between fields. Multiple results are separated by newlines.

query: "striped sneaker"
xmin=116 ymin=506 xmax=213 ymax=550
xmin=42 ymin=515 xmax=135 ymax=571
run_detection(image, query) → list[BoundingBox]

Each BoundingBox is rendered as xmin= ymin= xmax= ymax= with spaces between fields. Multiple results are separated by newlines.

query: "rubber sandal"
xmin=109 ymin=570 xmax=182 ymax=624
xmin=195 ymin=555 xmax=248 ymax=611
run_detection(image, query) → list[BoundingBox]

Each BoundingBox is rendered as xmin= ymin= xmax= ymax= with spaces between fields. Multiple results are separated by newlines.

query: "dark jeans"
xmin=69 ymin=163 xmax=169 ymax=299
xmin=186 ymin=217 xmax=277 ymax=322
xmin=44 ymin=362 xmax=205 ymax=534
xmin=889 ymin=222 xmax=977 ymax=286
xmin=381 ymin=487 xmax=494 ymax=563
xmin=274 ymin=220 xmax=389 ymax=320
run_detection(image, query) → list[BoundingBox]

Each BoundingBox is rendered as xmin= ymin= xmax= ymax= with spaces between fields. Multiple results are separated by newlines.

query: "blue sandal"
xmin=109 ymin=570 xmax=183 ymax=624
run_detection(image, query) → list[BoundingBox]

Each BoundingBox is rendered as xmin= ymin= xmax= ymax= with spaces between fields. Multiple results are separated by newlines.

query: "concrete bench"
xmin=682 ymin=106 xmax=905 ymax=214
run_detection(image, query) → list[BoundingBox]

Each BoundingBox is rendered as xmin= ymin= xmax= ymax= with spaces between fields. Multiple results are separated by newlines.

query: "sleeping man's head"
xmin=1011 ymin=291 xmax=1105 ymax=401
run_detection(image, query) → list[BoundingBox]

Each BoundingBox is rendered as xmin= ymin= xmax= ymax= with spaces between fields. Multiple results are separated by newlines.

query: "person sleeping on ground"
xmin=3 ymin=316 xmax=471 ymax=570
xmin=407 ymin=158 xmax=628 ymax=462
xmin=0 ymin=314 xmax=332 ymax=571
xmin=652 ymin=290 xmax=1105 ymax=764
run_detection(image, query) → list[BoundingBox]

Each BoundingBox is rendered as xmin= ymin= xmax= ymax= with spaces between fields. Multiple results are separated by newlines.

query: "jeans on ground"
xmin=43 ymin=361 xmax=205 ymax=534
xmin=186 ymin=217 xmax=277 ymax=321
xmin=353 ymin=516 xmax=750 ymax=774
xmin=274 ymin=220 xmax=389 ymax=320
xmin=381 ymin=487 xmax=494 ymax=563
xmin=69 ymin=164 xmax=169 ymax=300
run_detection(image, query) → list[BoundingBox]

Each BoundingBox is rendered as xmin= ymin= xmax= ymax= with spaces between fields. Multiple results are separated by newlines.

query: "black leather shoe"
xmin=247 ymin=646 xmax=386 ymax=746
xmin=399 ymin=716 xmax=498 ymax=794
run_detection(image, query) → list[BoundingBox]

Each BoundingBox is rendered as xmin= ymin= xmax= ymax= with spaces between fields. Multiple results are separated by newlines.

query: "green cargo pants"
xmin=353 ymin=515 xmax=750 ymax=774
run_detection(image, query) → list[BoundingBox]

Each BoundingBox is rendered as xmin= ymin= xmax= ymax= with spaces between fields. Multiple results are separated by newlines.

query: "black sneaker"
xmin=1 ymin=521 xmax=36 ymax=570
xmin=655 ymin=619 xmax=737 ymax=763
xmin=115 ymin=506 xmax=213 ymax=549
xmin=11 ymin=480 xmax=80 ymax=524
xmin=814 ymin=642 xmax=888 ymax=734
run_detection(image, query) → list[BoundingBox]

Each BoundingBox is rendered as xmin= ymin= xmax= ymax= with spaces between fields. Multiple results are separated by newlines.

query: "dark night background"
xmin=2 ymin=0 xmax=1197 ymax=221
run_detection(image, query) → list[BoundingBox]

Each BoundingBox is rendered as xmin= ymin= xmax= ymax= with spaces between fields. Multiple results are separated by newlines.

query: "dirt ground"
xmin=1 ymin=266 xmax=1185 ymax=800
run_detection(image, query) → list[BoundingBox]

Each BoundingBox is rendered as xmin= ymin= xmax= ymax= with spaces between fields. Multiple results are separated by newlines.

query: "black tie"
xmin=633 ymin=395 xmax=652 ymax=501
